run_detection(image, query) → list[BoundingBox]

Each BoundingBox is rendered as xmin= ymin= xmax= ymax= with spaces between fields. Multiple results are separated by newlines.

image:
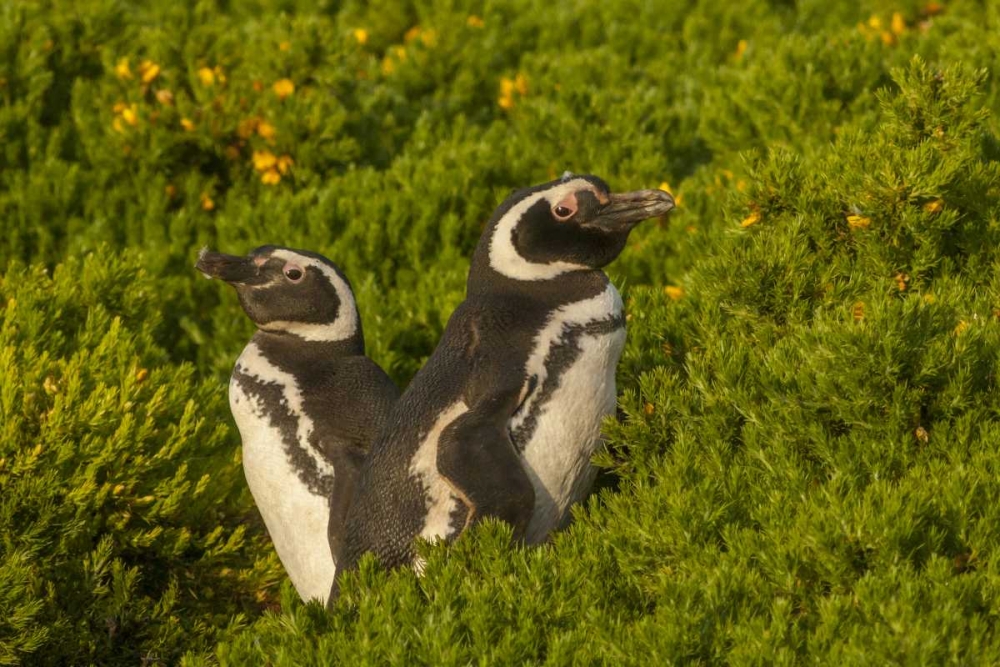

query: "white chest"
xmin=512 ymin=284 xmax=627 ymax=543
xmin=229 ymin=344 xmax=337 ymax=604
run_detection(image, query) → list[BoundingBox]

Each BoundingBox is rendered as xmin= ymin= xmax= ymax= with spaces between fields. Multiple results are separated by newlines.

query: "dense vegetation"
xmin=2 ymin=0 xmax=1000 ymax=663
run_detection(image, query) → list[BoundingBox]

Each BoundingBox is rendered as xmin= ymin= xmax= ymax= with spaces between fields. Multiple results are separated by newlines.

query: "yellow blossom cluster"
xmin=382 ymin=46 xmax=408 ymax=75
xmin=404 ymin=25 xmax=437 ymax=47
xmin=740 ymin=210 xmax=761 ymax=228
xmin=111 ymin=56 xmax=181 ymax=136
xmin=467 ymin=15 xmax=485 ymax=28
xmin=273 ymin=78 xmax=295 ymax=99
xmin=252 ymin=150 xmax=294 ymax=185
xmin=353 ymin=28 xmax=368 ymax=45
xmin=857 ymin=11 xmax=909 ymax=45
xmin=112 ymin=101 xmax=139 ymax=133
xmin=663 ymin=285 xmax=685 ymax=301
xmin=236 ymin=116 xmax=277 ymax=142
xmin=846 ymin=214 xmax=871 ymax=229
xmin=198 ymin=65 xmax=227 ymax=87
xmin=498 ymin=74 xmax=528 ymax=110
xmin=734 ymin=39 xmax=748 ymax=61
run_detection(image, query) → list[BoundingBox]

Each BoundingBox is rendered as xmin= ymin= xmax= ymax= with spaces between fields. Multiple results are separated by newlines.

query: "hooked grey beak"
xmin=592 ymin=189 xmax=675 ymax=229
xmin=195 ymin=248 xmax=259 ymax=284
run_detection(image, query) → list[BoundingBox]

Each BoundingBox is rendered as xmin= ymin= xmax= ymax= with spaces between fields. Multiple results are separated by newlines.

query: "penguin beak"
xmin=589 ymin=189 xmax=675 ymax=230
xmin=195 ymin=249 xmax=259 ymax=284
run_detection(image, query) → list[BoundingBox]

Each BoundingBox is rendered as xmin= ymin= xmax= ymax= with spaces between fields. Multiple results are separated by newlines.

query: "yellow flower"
xmin=252 ymin=150 xmax=277 ymax=172
xmin=734 ymin=39 xmax=748 ymax=60
xmin=198 ymin=67 xmax=215 ymax=86
xmin=261 ymin=169 xmax=281 ymax=185
xmin=273 ymin=78 xmax=295 ymax=99
xmin=847 ymin=214 xmax=871 ymax=229
xmin=381 ymin=56 xmax=396 ymax=75
xmin=467 ymin=15 xmax=485 ymax=28
xmin=276 ymin=154 xmax=294 ymax=175
xmin=112 ymin=118 xmax=125 ymax=133
xmin=895 ymin=273 xmax=909 ymax=291
xmin=500 ymin=77 xmax=515 ymax=97
xmin=880 ymin=31 xmax=896 ymax=46
xmin=852 ymin=301 xmax=865 ymax=321
xmin=155 ymin=89 xmax=174 ymax=106
xmin=867 ymin=15 xmax=882 ymax=30
xmin=200 ymin=192 xmax=215 ymax=211
xmin=139 ymin=60 xmax=160 ymax=84
xmin=353 ymin=28 xmax=368 ymax=44
xmin=120 ymin=103 xmax=139 ymax=127
xmin=891 ymin=12 xmax=906 ymax=35
xmin=498 ymin=94 xmax=515 ymax=110
xmin=664 ymin=285 xmax=685 ymax=301
xmin=257 ymin=121 xmax=276 ymax=140
xmin=954 ymin=320 xmax=968 ymax=335
xmin=740 ymin=211 xmax=761 ymax=228
xmin=420 ymin=29 xmax=438 ymax=47
xmin=404 ymin=26 xmax=422 ymax=43
xmin=180 ymin=118 xmax=195 ymax=131
xmin=136 ymin=368 xmax=149 ymax=382
xmin=279 ymin=40 xmax=291 ymax=51
xmin=644 ymin=403 xmax=655 ymax=416
xmin=115 ymin=57 xmax=132 ymax=80
xmin=112 ymin=100 xmax=127 ymax=114
xmin=924 ymin=199 xmax=944 ymax=214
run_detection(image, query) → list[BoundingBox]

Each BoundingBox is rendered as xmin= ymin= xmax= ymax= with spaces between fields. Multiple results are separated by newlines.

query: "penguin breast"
xmin=229 ymin=342 xmax=338 ymax=604
xmin=510 ymin=283 xmax=627 ymax=543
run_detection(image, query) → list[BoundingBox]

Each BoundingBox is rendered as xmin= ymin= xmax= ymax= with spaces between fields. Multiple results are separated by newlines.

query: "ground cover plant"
xmin=2 ymin=0 xmax=1000 ymax=664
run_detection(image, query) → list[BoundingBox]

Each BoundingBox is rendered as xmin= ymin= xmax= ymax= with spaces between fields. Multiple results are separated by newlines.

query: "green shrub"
xmin=0 ymin=252 xmax=281 ymax=665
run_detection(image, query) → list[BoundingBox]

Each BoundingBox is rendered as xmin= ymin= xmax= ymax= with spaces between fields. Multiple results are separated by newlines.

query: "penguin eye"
xmin=283 ymin=264 xmax=304 ymax=282
xmin=552 ymin=193 xmax=578 ymax=221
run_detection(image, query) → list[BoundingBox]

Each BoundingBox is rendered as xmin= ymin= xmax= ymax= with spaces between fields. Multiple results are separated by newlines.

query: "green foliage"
xmin=0 ymin=253 xmax=282 ymax=665
xmin=2 ymin=0 xmax=1000 ymax=664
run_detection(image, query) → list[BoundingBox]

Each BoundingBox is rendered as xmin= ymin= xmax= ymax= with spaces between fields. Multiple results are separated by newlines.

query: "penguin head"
xmin=196 ymin=245 xmax=360 ymax=343
xmin=480 ymin=174 xmax=674 ymax=282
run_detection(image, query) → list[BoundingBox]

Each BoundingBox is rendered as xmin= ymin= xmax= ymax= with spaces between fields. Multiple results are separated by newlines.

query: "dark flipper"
xmin=436 ymin=409 xmax=535 ymax=539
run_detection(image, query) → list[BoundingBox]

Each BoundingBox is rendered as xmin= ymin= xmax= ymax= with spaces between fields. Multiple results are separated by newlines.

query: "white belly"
xmin=514 ymin=284 xmax=627 ymax=544
xmin=229 ymin=348 xmax=336 ymax=604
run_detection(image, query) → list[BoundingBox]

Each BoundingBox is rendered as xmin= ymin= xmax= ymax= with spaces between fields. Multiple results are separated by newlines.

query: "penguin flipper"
xmin=436 ymin=410 xmax=535 ymax=540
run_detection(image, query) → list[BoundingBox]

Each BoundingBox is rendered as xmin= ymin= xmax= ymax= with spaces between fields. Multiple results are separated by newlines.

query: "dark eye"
xmin=554 ymin=206 xmax=573 ymax=218
xmin=283 ymin=266 xmax=303 ymax=282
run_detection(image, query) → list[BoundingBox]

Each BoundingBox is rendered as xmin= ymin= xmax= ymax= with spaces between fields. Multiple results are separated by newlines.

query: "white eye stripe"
xmin=267 ymin=249 xmax=359 ymax=342
xmin=488 ymin=179 xmax=593 ymax=281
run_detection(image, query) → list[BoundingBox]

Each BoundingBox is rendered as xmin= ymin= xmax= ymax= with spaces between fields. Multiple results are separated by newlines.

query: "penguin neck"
xmin=250 ymin=328 xmax=364 ymax=362
xmin=467 ymin=253 xmax=610 ymax=307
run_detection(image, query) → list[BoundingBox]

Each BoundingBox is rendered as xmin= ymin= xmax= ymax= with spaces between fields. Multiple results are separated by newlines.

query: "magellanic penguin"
xmin=196 ymin=245 xmax=399 ymax=606
xmin=338 ymin=174 xmax=674 ymax=579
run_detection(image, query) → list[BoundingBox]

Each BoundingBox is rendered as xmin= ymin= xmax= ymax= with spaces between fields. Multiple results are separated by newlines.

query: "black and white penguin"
xmin=196 ymin=245 xmax=399 ymax=605
xmin=338 ymin=174 xmax=674 ymax=577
